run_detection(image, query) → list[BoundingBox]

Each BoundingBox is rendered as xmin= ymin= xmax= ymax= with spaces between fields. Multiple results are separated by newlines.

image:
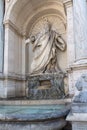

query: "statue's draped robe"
xmin=31 ymin=29 xmax=65 ymax=74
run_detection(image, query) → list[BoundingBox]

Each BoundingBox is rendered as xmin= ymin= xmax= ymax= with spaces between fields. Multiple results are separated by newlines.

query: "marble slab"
xmin=27 ymin=73 xmax=65 ymax=100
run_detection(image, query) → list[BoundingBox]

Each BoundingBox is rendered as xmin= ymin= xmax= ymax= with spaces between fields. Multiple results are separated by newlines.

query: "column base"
xmin=67 ymin=102 xmax=87 ymax=130
xmin=67 ymin=112 xmax=87 ymax=130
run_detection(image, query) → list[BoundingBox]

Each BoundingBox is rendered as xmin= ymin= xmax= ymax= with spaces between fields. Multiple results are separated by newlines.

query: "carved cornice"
xmin=63 ymin=0 xmax=73 ymax=8
xmin=67 ymin=63 xmax=87 ymax=73
xmin=4 ymin=20 xmax=24 ymax=37
xmin=62 ymin=0 xmax=73 ymax=15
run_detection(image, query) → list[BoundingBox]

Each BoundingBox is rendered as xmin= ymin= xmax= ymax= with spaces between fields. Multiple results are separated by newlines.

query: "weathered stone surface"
xmin=74 ymin=91 xmax=87 ymax=103
xmin=67 ymin=73 xmax=87 ymax=130
xmin=0 ymin=120 xmax=66 ymax=130
xmin=73 ymin=0 xmax=87 ymax=60
xmin=72 ymin=103 xmax=87 ymax=113
xmin=67 ymin=112 xmax=87 ymax=122
xmin=74 ymin=74 xmax=87 ymax=103
xmin=27 ymin=73 xmax=65 ymax=100
xmin=72 ymin=122 xmax=87 ymax=130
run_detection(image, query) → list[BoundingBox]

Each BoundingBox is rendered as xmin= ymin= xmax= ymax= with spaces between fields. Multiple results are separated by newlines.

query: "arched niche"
xmin=3 ymin=0 xmax=67 ymax=98
xmin=4 ymin=0 xmax=67 ymax=76
xmin=26 ymin=14 xmax=67 ymax=74
xmin=24 ymin=9 xmax=67 ymax=74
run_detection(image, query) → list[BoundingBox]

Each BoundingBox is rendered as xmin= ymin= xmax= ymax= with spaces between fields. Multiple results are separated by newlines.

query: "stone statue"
xmin=26 ymin=21 xmax=66 ymax=74
xmin=74 ymin=74 xmax=87 ymax=103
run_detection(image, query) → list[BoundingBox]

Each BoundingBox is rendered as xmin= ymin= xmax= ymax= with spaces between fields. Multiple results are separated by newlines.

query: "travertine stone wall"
xmin=63 ymin=0 xmax=75 ymax=95
xmin=73 ymin=0 xmax=87 ymax=61
xmin=3 ymin=25 xmax=26 ymax=97
xmin=65 ymin=1 xmax=74 ymax=66
xmin=64 ymin=0 xmax=87 ymax=96
xmin=70 ymin=0 xmax=87 ymax=96
xmin=4 ymin=27 xmax=23 ymax=75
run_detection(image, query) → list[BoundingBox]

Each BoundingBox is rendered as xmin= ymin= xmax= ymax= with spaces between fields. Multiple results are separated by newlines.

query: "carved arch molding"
xmin=4 ymin=0 xmax=66 ymax=37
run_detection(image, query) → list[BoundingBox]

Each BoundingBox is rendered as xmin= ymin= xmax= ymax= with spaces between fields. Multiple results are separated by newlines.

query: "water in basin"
xmin=0 ymin=104 xmax=69 ymax=121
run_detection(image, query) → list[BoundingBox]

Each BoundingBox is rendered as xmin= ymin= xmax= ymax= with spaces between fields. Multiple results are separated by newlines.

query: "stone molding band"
xmin=0 ymin=73 xmax=26 ymax=81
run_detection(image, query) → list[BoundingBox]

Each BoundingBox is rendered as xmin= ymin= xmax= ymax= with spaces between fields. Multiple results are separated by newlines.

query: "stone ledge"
xmin=0 ymin=73 xmax=26 ymax=81
xmin=0 ymin=98 xmax=71 ymax=105
xmin=72 ymin=103 xmax=87 ymax=112
xmin=63 ymin=0 xmax=72 ymax=7
xmin=67 ymin=112 xmax=87 ymax=122
xmin=67 ymin=63 xmax=87 ymax=73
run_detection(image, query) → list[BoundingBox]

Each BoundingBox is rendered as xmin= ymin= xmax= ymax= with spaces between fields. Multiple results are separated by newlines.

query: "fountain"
xmin=0 ymin=19 xmax=70 ymax=130
xmin=0 ymin=103 xmax=70 ymax=130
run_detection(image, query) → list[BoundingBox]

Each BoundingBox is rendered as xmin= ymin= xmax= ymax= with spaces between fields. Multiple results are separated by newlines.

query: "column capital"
xmin=63 ymin=0 xmax=73 ymax=8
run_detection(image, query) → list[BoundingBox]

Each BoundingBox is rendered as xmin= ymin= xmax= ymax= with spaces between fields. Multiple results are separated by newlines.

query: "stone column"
xmin=63 ymin=0 xmax=74 ymax=66
xmin=73 ymin=0 xmax=87 ymax=62
xmin=22 ymin=36 xmax=26 ymax=76
xmin=63 ymin=0 xmax=74 ymax=95
xmin=0 ymin=0 xmax=4 ymax=72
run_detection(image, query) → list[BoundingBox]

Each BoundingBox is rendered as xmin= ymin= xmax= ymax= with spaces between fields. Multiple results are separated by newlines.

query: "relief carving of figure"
xmin=26 ymin=21 xmax=66 ymax=74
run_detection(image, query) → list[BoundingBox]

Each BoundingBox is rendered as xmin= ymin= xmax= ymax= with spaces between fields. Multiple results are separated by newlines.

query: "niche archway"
xmin=3 ymin=0 xmax=67 ymax=97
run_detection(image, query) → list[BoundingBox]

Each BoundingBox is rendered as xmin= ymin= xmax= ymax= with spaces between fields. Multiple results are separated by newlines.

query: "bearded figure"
xmin=26 ymin=21 xmax=66 ymax=75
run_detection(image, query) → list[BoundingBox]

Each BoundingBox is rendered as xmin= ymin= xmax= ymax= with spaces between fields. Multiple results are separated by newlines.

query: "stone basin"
xmin=0 ymin=104 xmax=70 ymax=130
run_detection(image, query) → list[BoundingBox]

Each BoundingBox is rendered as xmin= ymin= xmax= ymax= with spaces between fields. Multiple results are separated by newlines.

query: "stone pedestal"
xmin=27 ymin=73 xmax=65 ymax=100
